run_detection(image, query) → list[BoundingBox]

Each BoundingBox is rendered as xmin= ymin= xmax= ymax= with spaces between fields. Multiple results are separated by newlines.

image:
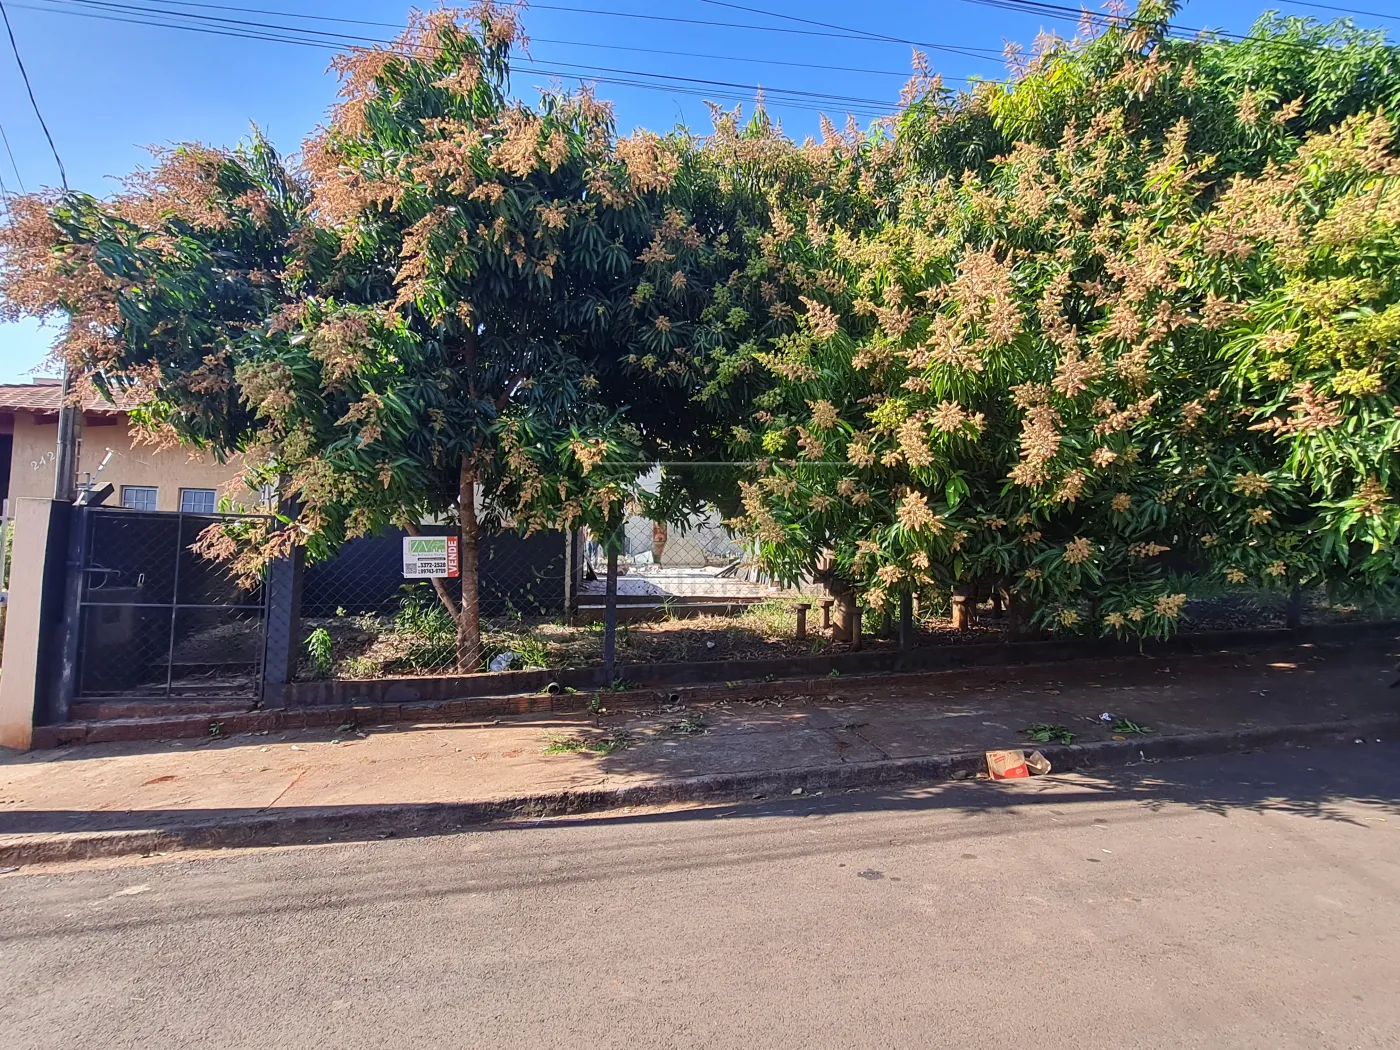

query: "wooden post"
xmin=792 ymin=602 xmax=811 ymax=641
xmin=850 ymin=607 xmax=863 ymax=652
xmin=819 ymin=598 xmax=835 ymax=631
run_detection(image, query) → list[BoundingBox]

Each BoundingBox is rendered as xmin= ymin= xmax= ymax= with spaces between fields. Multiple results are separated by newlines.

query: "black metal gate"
xmin=72 ymin=508 xmax=268 ymax=702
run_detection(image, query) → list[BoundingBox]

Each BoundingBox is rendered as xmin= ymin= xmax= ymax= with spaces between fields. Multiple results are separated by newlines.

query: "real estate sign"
xmin=402 ymin=535 xmax=460 ymax=578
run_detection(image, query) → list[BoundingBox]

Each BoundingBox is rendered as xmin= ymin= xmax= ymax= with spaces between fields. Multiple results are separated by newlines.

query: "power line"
xmin=0 ymin=0 xmax=66 ymax=188
xmin=694 ymin=0 xmax=966 ymax=53
xmin=1271 ymin=0 xmax=1400 ymax=21
xmin=0 ymin=117 xmax=24 ymax=192
xmin=529 ymin=1 xmax=1006 ymax=57
xmin=42 ymin=0 xmax=995 ymax=74
xmin=18 ymin=0 xmax=903 ymax=117
xmin=33 ymin=0 xmax=896 ymax=112
xmin=81 ymin=0 xmax=1009 ymax=58
xmin=953 ymin=0 xmax=1389 ymax=51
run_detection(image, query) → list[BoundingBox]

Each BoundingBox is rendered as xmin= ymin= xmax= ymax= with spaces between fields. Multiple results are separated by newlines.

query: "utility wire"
xmin=26 ymin=0 xmax=894 ymax=113
xmin=1271 ymin=0 xmax=1400 ymax=21
xmin=953 ymin=0 xmax=1388 ymax=51
xmin=0 ymin=117 xmax=24 ymax=192
xmin=43 ymin=0 xmax=1001 ymax=69
xmin=694 ymin=0 xmax=963 ymax=52
xmin=18 ymin=0 xmax=903 ymax=116
xmin=113 ymin=0 xmax=966 ymax=82
xmin=530 ymin=0 xmax=1006 ymax=56
xmin=93 ymin=0 xmax=1009 ymax=57
xmin=0 ymin=0 xmax=66 ymax=188
xmin=1243 ymin=0 xmax=1394 ymax=20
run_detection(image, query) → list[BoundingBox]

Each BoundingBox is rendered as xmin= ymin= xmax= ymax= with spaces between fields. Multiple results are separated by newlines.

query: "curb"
xmin=4 ymin=714 xmax=1397 ymax=867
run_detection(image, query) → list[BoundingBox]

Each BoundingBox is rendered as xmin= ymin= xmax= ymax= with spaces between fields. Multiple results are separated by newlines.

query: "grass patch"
xmin=543 ymin=731 xmax=633 ymax=755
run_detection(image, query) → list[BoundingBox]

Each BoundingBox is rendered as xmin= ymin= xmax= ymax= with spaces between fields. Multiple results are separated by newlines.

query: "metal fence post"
xmin=899 ymin=592 xmax=914 ymax=652
xmin=51 ymin=503 xmax=85 ymax=724
xmin=563 ymin=528 xmax=581 ymax=626
xmin=602 ymin=536 xmax=619 ymax=686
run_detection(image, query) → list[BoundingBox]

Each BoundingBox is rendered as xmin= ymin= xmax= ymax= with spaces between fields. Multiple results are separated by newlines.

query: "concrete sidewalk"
xmin=2 ymin=642 xmax=1397 ymax=862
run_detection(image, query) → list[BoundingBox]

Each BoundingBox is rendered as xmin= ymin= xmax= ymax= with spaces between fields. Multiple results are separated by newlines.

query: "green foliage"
xmin=543 ymin=731 xmax=632 ymax=755
xmin=1024 ymin=723 xmax=1075 ymax=745
xmin=392 ymin=585 xmax=459 ymax=671
xmin=305 ymin=627 xmax=334 ymax=680
xmin=719 ymin=8 xmax=1400 ymax=640
xmin=6 ymin=2 xmax=1400 ymax=654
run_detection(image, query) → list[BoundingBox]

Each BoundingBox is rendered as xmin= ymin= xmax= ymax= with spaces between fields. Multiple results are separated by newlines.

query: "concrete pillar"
xmin=261 ymin=545 xmax=305 ymax=709
xmin=792 ymin=602 xmax=811 ymax=641
xmin=0 ymin=499 xmax=72 ymax=749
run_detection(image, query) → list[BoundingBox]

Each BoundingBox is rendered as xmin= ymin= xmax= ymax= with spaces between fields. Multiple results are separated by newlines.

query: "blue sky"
xmin=2 ymin=0 xmax=1396 ymax=382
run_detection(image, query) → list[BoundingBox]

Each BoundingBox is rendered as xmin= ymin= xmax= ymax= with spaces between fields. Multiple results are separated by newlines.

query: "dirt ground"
xmin=300 ymin=588 xmax=1400 ymax=679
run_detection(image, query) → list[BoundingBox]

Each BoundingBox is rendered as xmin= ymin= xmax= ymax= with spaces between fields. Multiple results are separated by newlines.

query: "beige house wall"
xmin=6 ymin=411 xmax=259 ymax=511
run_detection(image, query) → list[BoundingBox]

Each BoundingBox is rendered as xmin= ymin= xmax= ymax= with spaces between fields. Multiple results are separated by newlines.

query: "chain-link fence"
xmin=292 ymin=500 xmax=827 ymax=682
xmin=33 ymin=498 xmax=1400 ymax=701
xmin=292 ymin=516 xmax=1400 ymax=685
xmin=298 ymin=526 xmax=572 ymax=680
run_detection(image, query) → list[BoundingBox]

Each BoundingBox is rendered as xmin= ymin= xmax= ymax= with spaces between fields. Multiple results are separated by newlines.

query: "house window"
xmin=179 ymin=488 xmax=218 ymax=514
xmin=120 ymin=486 xmax=159 ymax=512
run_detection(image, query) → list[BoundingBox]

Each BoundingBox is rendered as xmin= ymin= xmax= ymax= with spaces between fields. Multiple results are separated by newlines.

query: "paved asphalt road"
xmin=3 ymin=745 xmax=1399 ymax=1049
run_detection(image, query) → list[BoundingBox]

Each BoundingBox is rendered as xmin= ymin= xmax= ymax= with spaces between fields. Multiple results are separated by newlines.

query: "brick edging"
xmin=5 ymin=714 xmax=1397 ymax=866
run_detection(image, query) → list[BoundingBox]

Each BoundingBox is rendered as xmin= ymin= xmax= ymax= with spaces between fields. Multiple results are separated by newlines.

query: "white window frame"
xmin=120 ymin=486 xmax=159 ymax=512
xmin=179 ymin=488 xmax=218 ymax=514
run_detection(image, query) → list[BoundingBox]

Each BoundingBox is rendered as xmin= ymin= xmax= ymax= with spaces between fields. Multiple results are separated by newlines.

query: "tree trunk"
xmin=457 ymin=459 xmax=481 ymax=672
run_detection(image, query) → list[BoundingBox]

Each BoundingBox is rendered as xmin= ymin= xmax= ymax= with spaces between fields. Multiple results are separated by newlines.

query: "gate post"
xmin=0 ymin=499 xmax=73 ymax=748
xmin=52 ymin=504 xmax=89 ymax=724
xmin=261 ymin=545 xmax=305 ymax=709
